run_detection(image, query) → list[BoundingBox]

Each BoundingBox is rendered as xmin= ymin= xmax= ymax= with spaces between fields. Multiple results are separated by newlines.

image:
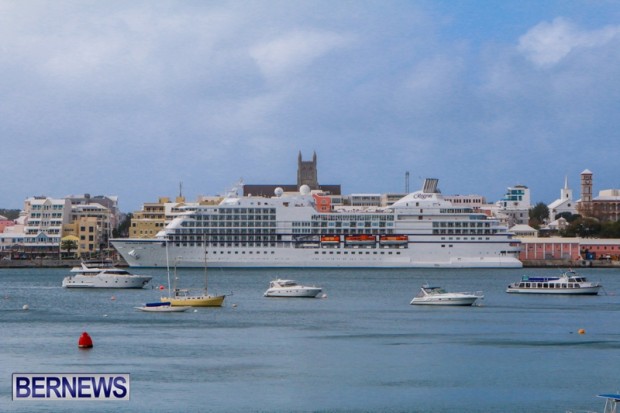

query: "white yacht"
xmin=410 ymin=284 xmax=483 ymax=306
xmin=506 ymin=269 xmax=601 ymax=295
xmin=111 ymin=179 xmax=522 ymax=269
xmin=264 ymin=279 xmax=323 ymax=298
xmin=62 ymin=263 xmax=152 ymax=289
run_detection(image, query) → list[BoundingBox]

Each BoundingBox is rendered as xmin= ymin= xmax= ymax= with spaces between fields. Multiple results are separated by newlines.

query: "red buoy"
xmin=159 ymin=285 xmax=165 ymax=290
xmin=78 ymin=332 xmax=93 ymax=349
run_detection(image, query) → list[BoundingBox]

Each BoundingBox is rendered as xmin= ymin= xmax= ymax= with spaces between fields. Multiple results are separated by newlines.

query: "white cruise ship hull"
xmin=111 ymin=179 xmax=522 ymax=269
xmin=111 ymin=239 xmax=522 ymax=268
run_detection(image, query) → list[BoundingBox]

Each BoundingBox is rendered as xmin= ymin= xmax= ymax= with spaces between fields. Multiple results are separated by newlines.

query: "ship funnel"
xmin=422 ymin=178 xmax=440 ymax=193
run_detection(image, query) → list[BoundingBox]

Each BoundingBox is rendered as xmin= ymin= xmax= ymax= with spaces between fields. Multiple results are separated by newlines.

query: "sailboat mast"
xmin=204 ymin=246 xmax=208 ymax=292
xmin=165 ymin=240 xmax=171 ymax=292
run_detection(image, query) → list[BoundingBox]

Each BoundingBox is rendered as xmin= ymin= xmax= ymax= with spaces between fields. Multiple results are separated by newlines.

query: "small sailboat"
xmin=160 ymin=253 xmax=227 ymax=307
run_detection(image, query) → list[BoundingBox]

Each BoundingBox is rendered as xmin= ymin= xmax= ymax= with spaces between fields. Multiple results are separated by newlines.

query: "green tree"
xmin=562 ymin=217 xmax=601 ymax=238
xmin=529 ymin=202 xmax=550 ymax=229
xmin=0 ymin=209 xmax=20 ymax=220
xmin=61 ymin=239 xmax=78 ymax=257
xmin=555 ymin=212 xmax=581 ymax=223
xmin=113 ymin=213 xmax=132 ymax=238
xmin=599 ymin=221 xmax=620 ymax=238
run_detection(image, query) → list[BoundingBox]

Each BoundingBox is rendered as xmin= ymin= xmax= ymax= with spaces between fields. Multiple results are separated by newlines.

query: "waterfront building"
xmin=443 ymin=194 xmax=488 ymax=209
xmin=494 ymin=185 xmax=531 ymax=227
xmin=519 ymin=237 xmax=620 ymax=261
xmin=62 ymin=216 xmax=100 ymax=257
xmin=0 ymin=194 xmax=119 ymax=259
xmin=577 ymin=169 xmax=620 ymax=222
xmin=130 ymin=196 xmax=187 ymax=238
xmin=66 ymin=194 xmax=120 ymax=229
xmin=0 ymin=215 xmax=14 ymax=233
xmin=509 ymin=224 xmax=538 ymax=238
xmin=349 ymin=194 xmax=382 ymax=207
xmin=381 ymin=193 xmax=407 ymax=207
xmin=519 ymin=237 xmax=580 ymax=261
xmin=0 ymin=197 xmax=71 ymax=257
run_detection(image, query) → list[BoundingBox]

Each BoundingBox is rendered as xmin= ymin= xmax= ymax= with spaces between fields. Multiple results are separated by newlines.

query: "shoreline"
xmin=0 ymin=259 xmax=618 ymax=269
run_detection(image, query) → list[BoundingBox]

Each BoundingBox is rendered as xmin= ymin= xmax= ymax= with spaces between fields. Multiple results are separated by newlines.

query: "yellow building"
xmin=130 ymin=197 xmax=185 ymax=239
xmin=62 ymin=216 xmax=99 ymax=257
xmin=129 ymin=196 xmax=225 ymax=238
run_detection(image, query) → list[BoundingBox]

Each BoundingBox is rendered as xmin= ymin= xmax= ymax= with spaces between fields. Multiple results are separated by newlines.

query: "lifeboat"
xmin=344 ymin=235 xmax=376 ymax=245
xmin=379 ymin=235 xmax=408 ymax=245
xmin=320 ymin=235 xmax=340 ymax=244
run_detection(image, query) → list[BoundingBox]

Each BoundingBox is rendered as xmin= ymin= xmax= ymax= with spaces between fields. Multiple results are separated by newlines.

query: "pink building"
xmin=519 ymin=237 xmax=620 ymax=261
xmin=0 ymin=217 xmax=15 ymax=233
xmin=519 ymin=238 xmax=580 ymax=261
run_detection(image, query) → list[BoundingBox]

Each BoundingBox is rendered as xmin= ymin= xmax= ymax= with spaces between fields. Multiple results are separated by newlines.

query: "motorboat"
xmin=135 ymin=302 xmax=190 ymax=312
xmin=567 ymin=393 xmax=620 ymax=413
xmin=410 ymin=284 xmax=483 ymax=306
xmin=506 ymin=269 xmax=601 ymax=295
xmin=264 ymin=279 xmax=323 ymax=298
xmin=62 ymin=263 xmax=152 ymax=288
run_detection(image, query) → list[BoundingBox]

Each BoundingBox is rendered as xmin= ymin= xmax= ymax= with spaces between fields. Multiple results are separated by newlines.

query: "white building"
xmin=0 ymin=197 xmax=71 ymax=256
xmin=547 ymin=176 xmax=577 ymax=221
xmin=495 ymin=185 xmax=531 ymax=227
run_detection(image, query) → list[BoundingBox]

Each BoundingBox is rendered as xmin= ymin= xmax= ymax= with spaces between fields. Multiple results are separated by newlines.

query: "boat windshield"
xmin=424 ymin=287 xmax=446 ymax=294
xmin=273 ymin=280 xmax=298 ymax=287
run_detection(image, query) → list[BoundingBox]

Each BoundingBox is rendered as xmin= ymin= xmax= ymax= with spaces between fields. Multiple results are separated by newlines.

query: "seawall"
xmin=521 ymin=259 xmax=620 ymax=268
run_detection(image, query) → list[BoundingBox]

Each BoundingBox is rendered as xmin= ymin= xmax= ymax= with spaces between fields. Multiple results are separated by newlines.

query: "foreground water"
xmin=1 ymin=267 xmax=620 ymax=412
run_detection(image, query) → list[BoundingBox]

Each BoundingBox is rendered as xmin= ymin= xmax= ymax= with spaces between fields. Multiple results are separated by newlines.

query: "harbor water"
xmin=2 ymin=267 xmax=620 ymax=412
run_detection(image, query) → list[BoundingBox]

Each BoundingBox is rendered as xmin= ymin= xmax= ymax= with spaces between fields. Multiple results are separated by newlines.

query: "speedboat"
xmin=62 ymin=263 xmax=152 ymax=288
xmin=410 ymin=284 xmax=483 ymax=306
xmin=135 ymin=302 xmax=190 ymax=312
xmin=567 ymin=393 xmax=620 ymax=413
xmin=506 ymin=269 xmax=601 ymax=295
xmin=264 ymin=279 xmax=323 ymax=298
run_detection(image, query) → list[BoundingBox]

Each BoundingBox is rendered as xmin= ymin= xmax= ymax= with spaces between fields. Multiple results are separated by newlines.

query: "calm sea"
xmin=1 ymin=267 xmax=620 ymax=412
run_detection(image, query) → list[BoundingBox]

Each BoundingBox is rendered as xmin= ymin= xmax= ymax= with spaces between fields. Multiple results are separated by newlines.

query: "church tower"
xmin=561 ymin=176 xmax=573 ymax=201
xmin=580 ymin=169 xmax=593 ymax=203
xmin=578 ymin=169 xmax=593 ymax=217
xmin=297 ymin=151 xmax=319 ymax=189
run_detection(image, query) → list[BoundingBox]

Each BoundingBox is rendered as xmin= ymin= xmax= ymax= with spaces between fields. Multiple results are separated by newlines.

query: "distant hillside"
xmin=0 ymin=209 xmax=20 ymax=220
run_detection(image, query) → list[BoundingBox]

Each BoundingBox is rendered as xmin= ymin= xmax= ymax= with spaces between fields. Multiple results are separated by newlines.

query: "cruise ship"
xmin=111 ymin=179 xmax=522 ymax=268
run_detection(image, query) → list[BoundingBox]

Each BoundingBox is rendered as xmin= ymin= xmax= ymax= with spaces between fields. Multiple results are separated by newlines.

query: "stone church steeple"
xmin=297 ymin=151 xmax=319 ymax=189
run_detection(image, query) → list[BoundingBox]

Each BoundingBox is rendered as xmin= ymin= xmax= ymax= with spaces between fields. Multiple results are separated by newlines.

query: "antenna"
xmin=405 ymin=171 xmax=410 ymax=193
xmin=179 ymin=181 xmax=183 ymax=198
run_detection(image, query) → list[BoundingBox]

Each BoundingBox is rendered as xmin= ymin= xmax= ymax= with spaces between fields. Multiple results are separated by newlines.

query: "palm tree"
xmin=61 ymin=238 xmax=78 ymax=258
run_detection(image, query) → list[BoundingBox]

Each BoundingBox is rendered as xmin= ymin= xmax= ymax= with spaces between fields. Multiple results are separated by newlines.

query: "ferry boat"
xmin=506 ymin=270 xmax=601 ymax=295
xmin=111 ymin=179 xmax=522 ymax=268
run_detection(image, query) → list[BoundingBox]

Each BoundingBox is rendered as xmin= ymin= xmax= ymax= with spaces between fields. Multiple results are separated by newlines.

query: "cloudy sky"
xmin=1 ymin=0 xmax=619 ymax=211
